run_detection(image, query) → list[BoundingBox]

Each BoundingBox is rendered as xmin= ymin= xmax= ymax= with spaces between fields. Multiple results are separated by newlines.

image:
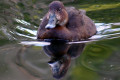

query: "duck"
xmin=37 ymin=1 xmax=96 ymax=41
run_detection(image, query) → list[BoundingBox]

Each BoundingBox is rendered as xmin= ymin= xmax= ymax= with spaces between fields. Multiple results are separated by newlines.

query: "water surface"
xmin=0 ymin=0 xmax=120 ymax=80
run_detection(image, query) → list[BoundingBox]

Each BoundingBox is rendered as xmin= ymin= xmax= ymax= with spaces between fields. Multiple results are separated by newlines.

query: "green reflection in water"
xmin=15 ymin=28 xmax=34 ymax=36
xmin=81 ymin=44 xmax=112 ymax=71
xmin=87 ymin=6 xmax=120 ymax=22
xmin=71 ymin=38 xmax=120 ymax=80
xmin=17 ymin=2 xmax=25 ymax=10
xmin=0 ymin=39 xmax=16 ymax=46
xmin=71 ymin=65 xmax=100 ymax=80
xmin=65 ymin=0 xmax=120 ymax=23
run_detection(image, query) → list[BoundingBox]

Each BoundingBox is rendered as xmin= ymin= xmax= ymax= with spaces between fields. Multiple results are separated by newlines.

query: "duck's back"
xmin=66 ymin=7 xmax=96 ymax=40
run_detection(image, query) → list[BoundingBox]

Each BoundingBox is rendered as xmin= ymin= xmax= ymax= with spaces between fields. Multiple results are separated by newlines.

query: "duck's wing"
xmin=65 ymin=7 xmax=85 ymax=29
xmin=65 ymin=7 xmax=96 ymax=39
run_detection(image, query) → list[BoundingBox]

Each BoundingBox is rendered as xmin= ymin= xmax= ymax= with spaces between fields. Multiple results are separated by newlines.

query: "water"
xmin=0 ymin=0 xmax=120 ymax=80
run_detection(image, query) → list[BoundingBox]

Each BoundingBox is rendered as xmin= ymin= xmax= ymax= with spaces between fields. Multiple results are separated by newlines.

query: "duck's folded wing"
xmin=66 ymin=7 xmax=96 ymax=39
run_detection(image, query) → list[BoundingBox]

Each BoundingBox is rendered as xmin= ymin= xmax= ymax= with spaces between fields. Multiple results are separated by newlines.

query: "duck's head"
xmin=45 ymin=1 xmax=68 ymax=29
xmin=48 ymin=55 xmax=71 ymax=79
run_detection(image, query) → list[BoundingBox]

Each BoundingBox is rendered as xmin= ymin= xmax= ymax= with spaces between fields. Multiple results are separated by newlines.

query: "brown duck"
xmin=37 ymin=1 xmax=96 ymax=41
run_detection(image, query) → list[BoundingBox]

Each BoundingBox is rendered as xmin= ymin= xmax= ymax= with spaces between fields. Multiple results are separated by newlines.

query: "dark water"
xmin=0 ymin=0 xmax=120 ymax=80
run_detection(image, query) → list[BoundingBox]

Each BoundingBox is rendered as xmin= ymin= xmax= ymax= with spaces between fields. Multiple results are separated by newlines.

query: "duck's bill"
xmin=48 ymin=61 xmax=60 ymax=74
xmin=45 ymin=13 xmax=57 ymax=29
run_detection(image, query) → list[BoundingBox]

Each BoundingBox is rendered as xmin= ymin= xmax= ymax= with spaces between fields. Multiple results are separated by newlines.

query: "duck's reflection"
xmin=16 ymin=41 xmax=86 ymax=80
xmin=43 ymin=42 xmax=85 ymax=79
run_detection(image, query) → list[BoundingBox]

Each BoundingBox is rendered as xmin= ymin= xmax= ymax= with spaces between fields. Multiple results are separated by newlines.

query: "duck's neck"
xmin=59 ymin=10 xmax=69 ymax=27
